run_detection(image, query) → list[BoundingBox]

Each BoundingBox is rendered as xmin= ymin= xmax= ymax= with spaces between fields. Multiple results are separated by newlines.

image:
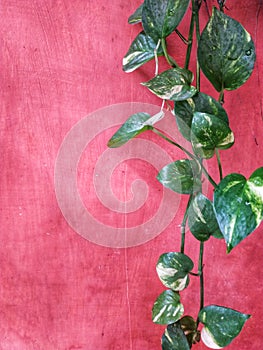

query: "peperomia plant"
xmin=108 ymin=1 xmax=263 ymax=349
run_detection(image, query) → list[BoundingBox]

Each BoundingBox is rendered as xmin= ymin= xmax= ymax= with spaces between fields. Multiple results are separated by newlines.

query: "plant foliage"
xmin=108 ymin=1 xmax=261 ymax=348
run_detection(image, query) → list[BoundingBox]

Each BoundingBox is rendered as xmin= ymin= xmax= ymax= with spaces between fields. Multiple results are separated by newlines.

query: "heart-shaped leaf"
xmin=123 ymin=31 xmax=164 ymax=73
xmin=191 ymin=112 xmax=234 ymax=159
xmin=152 ymin=290 xmax=184 ymax=325
xmin=214 ymin=167 xmax=263 ymax=252
xmin=188 ymin=193 xmax=223 ymax=241
xmin=142 ymin=0 xmax=190 ymax=42
xmin=198 ymin=7 xmax=256 ymax=92
xmin=156 ymin=252 xmax=194 ymax=291
xmin=157 ymin=159 xmax=202 ymax=194
xmin=174 ymin=92 xmax=228 ymax=141
xmin=107 ymin=112 xmax=152 ymax=148
xmin=128 ymin=4 xmax=143 ymax=24
xmin=142 ymin=68 xmax=197 ymax=101
xmin=199 ymin=305 xmax=250 ymax=348
xmin=162 ymin=323 xmax=190 ymax=350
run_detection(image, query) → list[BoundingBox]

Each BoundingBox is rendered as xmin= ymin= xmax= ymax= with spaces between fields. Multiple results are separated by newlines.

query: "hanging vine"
xmin=108 ymin=1 xmax=262 ymax=348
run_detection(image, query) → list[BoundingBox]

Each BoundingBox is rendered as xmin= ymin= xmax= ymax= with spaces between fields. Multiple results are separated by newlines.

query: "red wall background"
xmin=1 ymin=1 xmax=263 ymax=349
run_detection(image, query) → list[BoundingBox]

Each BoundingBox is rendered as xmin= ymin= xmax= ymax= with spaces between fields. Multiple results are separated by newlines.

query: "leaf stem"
xmin=154 ymin=39 xmax=161 ymax=76
xmin=215 ymin=149 xmax=223 ymax=180
xmin=219 ymin=88 xmax=225 ymax=104
xmin=180 ymin=195 xmax=193 ymax=254
xmin=161 ymin=38 xmax=178 ymax=68
xmin=152 ymin=127 xmax=195 ymax=159
xmin=151 ymin=128 xmax=218 ymax=188
xmin=200 ymin=164 xmax=218 ymax=188
xmin=175 ymin=29 xmax=189 ymax=45
xmin=197 ymin=241 xmax=204 ymax=327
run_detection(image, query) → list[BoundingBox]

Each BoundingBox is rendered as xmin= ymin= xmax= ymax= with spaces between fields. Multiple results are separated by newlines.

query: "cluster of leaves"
xmin=108 ymin=0 xmax=263 ymax=348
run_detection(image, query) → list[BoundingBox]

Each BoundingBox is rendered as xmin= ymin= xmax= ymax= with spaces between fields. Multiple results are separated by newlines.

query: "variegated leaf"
xmin=142 ymin=0 xmax=190 ymax=41
xmin=156 ymin=252 xmax=194 ymax=291
xmin=191 ymin=112 xmax=234 ymax=159
xmin=188 ymin=193 xmax=223 ymax=241
xmin=128 ymin=4 xmax=143 ymax=24
xmin=198 ymin=7 xmax=256 ymax=91
xmin=142 ymin=68 xmax=197 ymax=101
xmin=214 ymin=168 xmax=263 ymax=252
xmin=157 ymin=159 xmax=202 ymax=194
xmin=199 ymin=305 xmax=250 ymax=348
xmin=152 ymin=290 xmax=184 ymax=325
xmin=107 ymin=112 xmax=152 ymax=148
xmin=174 ymin=92 xmax=228 ymax=141
xmin=123 ymin=31 xmax=163 ymax=72
xmin=162 ymin=323 xmax=190 ymax=350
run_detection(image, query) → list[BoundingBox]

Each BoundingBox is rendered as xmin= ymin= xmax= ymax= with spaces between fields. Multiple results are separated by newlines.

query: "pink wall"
xmin=1 ymin=1 xmax=262 ymax=349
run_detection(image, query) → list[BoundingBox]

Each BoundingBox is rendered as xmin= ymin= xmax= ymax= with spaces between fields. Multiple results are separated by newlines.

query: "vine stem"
xmin=180 ymin=195 xmax=193 ymax=254
xmin=194 ymin=0 xmax=201 ymax=91
xmin=151 ymin=127 xmax=218 ymax=188
xmin=197 ymin=241 xmax=204 ymax=327
xmin=215 ymin=149 xmax=223 ymax=180
xmin=184 ymin=9 xmax=195 ymax=70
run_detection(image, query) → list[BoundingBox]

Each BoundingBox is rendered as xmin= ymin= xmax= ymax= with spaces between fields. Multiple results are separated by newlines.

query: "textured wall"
xmin=1 ymin=1 xmax=263 ymax=349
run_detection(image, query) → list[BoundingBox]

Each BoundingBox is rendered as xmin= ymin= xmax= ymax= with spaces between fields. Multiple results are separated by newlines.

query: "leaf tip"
xmin=226 ymin=244 xmax=233 ymax=254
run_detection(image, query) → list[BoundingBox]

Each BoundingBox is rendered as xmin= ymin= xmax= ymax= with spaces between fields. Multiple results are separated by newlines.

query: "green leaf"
xmin=162 ymin=324 xmax=190 ymax=350
xmin=198 ymin=7 xmax=256 ymax=92
xmin=156 ymin=252 xmax=194 ymax=291
xmin=128 ymin=4 xmax=143 ymax=24
xmin=191 ymin=112 xmax=234 ymax=159
xmin=123 ymin=31 xmax=164 ymax=73
xmin=199 ymin=305 xmax=250 ymax=348
xmin=174 ymin=92 xmax=228 ymax=141
xmin=179 ymin=316 xmax=200 ymax=347
xmin=142 ymin=68 xmax=197 ymax=101
xmin=157 ymin=159 xmax=202 ymax=194
xmin=107 ymin=112 xmax=152 ymax=148
xmin=188 ymin=193 xmax=223 ymax=241
xmin=152 ymin=290 xmax=184 ymax=325
xmin=142 ymin=0 xmax=190 ymax=42
xmin=214 ymin=168 xmax=263 ymax=252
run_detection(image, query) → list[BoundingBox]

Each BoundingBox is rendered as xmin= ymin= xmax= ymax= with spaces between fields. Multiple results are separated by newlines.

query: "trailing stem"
xmin=194 ymin=0 xmax=201 ymax=91
xmin=184 ymin=10 xmax=195 ymax=70
xmin=216 ymin=149 xmax=223 ymax=180
xmin=197 ymin=241 xmax=204 ymax=327
xmin=180 ymin=195 xmax=193 ymax=254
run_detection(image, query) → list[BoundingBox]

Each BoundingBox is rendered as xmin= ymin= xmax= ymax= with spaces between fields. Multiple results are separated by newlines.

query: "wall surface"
xmin=1 ymin=1 xmax=263 ymax=349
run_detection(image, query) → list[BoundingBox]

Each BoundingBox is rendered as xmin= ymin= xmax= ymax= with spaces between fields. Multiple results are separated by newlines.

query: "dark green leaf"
xmin=107 ymin=112 xmax=152 ymax=148
xmin=199 ymin=305 xmax=250 ymax=348
xmin=174 ymin=92 xmax=228 ymax=141
xmin=142 ymin=68 xmax=197 ymax=101
xmin=123 ymin=31 xmax=164 ymax=72
xmin=214 ymin=168 xmax=263 ymax=252
xmin=157 ymin=159 xmax=202 ymax=194
xmin=128 ymin=4 xmax=143 ymax=24
xmin=162 ymin=324 xmax=190 ymax=350
xmin=180 ymin=316 xmax=200 ymax=347
xmin=188 ymin=193 xmax=223 ymax=241
xmin=152 ymin=290 xmax=184 ymax=325
xmin=156 ymin=252 xmax=194 ymax=291
xmin=191 ymin=112 xmax=234 ymax=159
xmin=198 ymin=7 xmax=256 ymax=91
xmin=142 ymin=0 xmax=190 ymax=41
